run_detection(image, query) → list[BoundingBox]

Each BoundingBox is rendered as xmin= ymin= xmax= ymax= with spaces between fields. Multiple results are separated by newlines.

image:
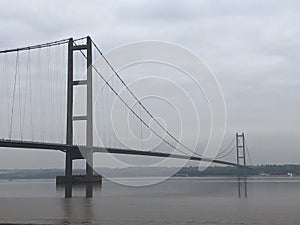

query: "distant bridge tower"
xmin=236 ymin=132 xmax=247 ymax=198
xmin=57 ymin=36 xmax=101 ymax=186
xmin=236 ymin=132 xmax=246 ymax=167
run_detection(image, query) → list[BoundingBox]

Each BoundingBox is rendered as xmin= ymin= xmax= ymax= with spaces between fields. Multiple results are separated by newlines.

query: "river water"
xmin=0 ymin=177 xmax=300 ymax=225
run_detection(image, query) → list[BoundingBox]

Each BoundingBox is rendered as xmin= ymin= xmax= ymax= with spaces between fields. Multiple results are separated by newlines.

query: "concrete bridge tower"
xmin=56 ymin=37 xmax=101 ymax=184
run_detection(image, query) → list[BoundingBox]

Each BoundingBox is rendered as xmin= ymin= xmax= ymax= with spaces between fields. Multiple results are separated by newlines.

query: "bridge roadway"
xmin=0 ymin=139 xmax=242 ymax=167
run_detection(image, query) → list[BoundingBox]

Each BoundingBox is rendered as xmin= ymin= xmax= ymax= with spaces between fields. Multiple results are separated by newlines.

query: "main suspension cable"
xmin=91 ymin=40 xmax=203 ymax=158
xmin=245 ymin=140 xmax=252 ymax=166
xmin=74 ymin=42 xmax=192 ymax=157
xmin=216 ymin=136 xmax=235 ymax=157
xmin=216 ymin=146 xmax=236 ymax=159
xmin=0 ymin=36 xmax=87 ymax=54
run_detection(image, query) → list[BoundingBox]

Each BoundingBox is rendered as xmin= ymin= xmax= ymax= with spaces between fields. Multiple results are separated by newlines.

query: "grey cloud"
xmin=0 ymin=0 xmax=299 ymax=168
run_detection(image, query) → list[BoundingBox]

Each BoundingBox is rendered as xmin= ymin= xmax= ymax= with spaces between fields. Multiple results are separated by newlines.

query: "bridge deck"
xmin=0 ymin=139 xmax=241 ymax=167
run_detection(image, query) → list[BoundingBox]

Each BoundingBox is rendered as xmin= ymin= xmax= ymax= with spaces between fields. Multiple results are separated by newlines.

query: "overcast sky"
xmin=0 ymin=0 xmax=299 ymax=169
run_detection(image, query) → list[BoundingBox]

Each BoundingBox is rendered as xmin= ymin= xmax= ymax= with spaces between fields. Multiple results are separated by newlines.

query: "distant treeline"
xmin=0 ymin=164 xmax=299 ymax=179
xmin=177 ymin=164 xmax=300 ymax=176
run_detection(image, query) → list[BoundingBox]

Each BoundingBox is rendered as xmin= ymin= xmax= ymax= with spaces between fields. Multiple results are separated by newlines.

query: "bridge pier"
xmin=65 ymin=150 xmax=73 ymax=178
xmin=56 ymin=150 xmax=101 ymax=184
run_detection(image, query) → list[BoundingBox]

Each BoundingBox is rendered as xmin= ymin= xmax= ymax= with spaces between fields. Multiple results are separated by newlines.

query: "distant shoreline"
xmin=0 ymin=164 xmax=299 ymax=179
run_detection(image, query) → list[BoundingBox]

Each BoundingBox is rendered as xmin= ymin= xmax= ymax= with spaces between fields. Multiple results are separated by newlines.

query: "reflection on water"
xmin=0 ymin=177 xmax=300 ymax=225
xmin=56 ymin=177 xmax=248 ymax=199
xmin=60 ymin=197 xmax=94 ymax=224
xmin=237 ymin=176 xmax=248 ymax=198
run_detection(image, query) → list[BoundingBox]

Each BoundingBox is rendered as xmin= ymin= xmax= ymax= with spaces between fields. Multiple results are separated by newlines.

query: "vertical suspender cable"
xmin=18 ymin=52 xmax=22 ymax=139
xmin=21 ymin=51 xmax=30 ymax=140
xmin=38 ymin=48 xmax=44 ymax=142
xmin=139 ymin=103 xmax=143 ymax=150
xmin=28 ymin=51 xmax=33 ymax=141
xmin=9 ymin=51 xmax=19 ymax=139
xmin=4 ymin=54 xmax=8 ymax=137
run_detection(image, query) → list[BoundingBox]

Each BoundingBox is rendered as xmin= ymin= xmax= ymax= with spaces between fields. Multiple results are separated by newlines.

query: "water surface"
xmin=0 ymin=177 xmax=299 ymax=225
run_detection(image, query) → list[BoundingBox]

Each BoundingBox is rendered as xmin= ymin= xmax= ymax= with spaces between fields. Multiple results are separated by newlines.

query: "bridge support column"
xmin=236 ymin=132 xmax=248 ymax=198
xmin=56 ymin=36 xmax=101 ymax=189
xmin=236 ymin=132 xmax=246 ymax=168
xmin=85 ymin=36 xmax=94 ymax=178
xmin=86 ymin=149 xmax=93 ymax=177
xmin=236 ymin=132 xmax=247 ymax=177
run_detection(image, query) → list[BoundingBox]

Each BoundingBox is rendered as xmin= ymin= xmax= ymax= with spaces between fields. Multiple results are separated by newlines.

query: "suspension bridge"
xmin=0 ymin=36 xmax=249 ymax=184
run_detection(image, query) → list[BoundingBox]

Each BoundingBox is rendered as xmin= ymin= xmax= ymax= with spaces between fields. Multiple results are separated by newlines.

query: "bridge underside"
xmin=0 ymin=140 xmax=245 ymax=185
xmin=0 ymin=140 xmax=241 ymax=167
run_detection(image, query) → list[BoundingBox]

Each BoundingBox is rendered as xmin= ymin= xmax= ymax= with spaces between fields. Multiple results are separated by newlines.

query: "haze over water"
xmin=0 ymin=177 xmax=300 ymax=225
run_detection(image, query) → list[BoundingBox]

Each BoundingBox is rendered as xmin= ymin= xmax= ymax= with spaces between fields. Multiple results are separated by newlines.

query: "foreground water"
xmin=0 ymin=177 xmax=300 ymax=225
